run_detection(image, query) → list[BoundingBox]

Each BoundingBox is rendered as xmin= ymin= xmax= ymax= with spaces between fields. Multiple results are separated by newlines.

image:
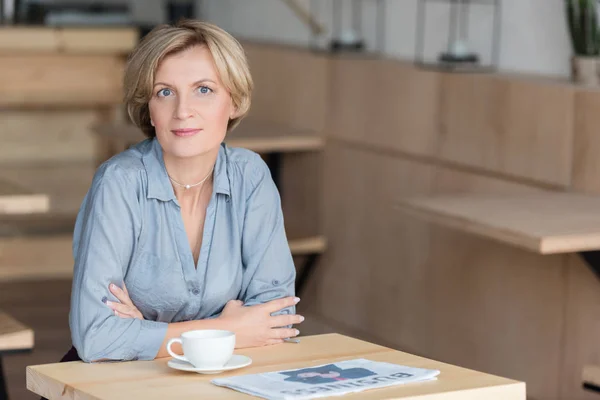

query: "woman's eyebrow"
xmin=153 ymin=79 xmax=217 ymax=87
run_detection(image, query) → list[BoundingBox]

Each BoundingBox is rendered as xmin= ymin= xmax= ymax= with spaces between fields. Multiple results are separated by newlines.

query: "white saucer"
xmin=167 ymin=355 xmax=252 ymax=374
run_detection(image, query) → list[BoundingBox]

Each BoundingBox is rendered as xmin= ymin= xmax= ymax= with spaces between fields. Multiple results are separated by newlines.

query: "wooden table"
xmin=397 ymin=192 xmax=600 ymax=254
xmin=26 ymin=333 xmax=525 ymax=399
xmin=0 ymin=179 xmax=49 ymax=215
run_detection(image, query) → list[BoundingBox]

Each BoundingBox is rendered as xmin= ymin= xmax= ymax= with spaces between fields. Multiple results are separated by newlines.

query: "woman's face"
xmin=148 ymin=44 xmax=236 ymax=159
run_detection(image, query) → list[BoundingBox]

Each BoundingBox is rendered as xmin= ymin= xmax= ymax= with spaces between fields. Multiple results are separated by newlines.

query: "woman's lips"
xmin=171 ymin=128 xmax=202 ymax=137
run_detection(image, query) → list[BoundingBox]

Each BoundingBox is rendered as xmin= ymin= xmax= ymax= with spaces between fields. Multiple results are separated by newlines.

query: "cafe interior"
xmin=3 ymin=0 xmax=600 ymax=399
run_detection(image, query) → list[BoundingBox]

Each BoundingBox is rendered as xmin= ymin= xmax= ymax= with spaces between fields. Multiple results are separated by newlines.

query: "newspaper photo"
xmin=211 ymin=358 xmax=440 ymax=400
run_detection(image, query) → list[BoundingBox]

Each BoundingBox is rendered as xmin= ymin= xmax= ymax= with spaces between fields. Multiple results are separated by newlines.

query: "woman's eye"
xmin=157 ymin=88 xmax=172 ymax=97
xmin=198 ymin=86 xmax=213 ymax=95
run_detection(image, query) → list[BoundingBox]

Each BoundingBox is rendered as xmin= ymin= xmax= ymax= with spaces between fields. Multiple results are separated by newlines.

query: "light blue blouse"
xmin=69 ymin=138 xmax=296 ymax=362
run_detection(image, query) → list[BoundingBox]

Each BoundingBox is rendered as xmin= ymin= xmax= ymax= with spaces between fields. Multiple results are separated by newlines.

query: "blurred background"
xmin=2 ymin=1 xmax=600 ymax=399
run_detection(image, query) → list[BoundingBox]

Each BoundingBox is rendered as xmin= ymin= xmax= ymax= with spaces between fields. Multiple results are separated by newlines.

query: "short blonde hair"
xmin=124 ymin=20 xmax=253 ymax=138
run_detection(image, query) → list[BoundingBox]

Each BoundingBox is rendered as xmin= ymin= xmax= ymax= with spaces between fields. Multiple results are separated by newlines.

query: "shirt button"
xmin=272 ymin=280 xmax=280 ymax=286
xmin=192 ymin=289 xmax=200 ymax=296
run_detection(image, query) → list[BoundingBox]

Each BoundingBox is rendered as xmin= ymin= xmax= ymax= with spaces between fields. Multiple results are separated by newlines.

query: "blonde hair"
xmin=124 ymin=20 xmax=253 ymax=138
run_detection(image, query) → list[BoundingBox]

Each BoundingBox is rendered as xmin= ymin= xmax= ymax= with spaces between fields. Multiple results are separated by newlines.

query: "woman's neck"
xmin=163 ymin=148 xmax=219 ymax=202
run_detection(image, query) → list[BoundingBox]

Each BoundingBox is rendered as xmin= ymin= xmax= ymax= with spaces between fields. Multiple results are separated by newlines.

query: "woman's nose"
xmin=174 ymin=97 xmax=195 ymax=119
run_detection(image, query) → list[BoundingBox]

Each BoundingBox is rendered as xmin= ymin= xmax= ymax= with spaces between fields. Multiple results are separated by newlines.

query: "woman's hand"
xmin=106 ymin=283 xmax=144 ymax=320
xmin=218 ymin=297 xmax=303 ymax=348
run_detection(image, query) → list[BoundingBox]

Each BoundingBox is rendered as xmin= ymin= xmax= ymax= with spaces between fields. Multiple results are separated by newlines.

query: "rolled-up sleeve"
xmin=241 ymin=155 xmax=296 ymax=316
xmin=69 ymin=164 xmax=168 ymax=362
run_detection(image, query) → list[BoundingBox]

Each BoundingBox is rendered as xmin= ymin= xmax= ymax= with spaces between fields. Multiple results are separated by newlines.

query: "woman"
xmin=69 ymin=19 xmax=303 ymax=363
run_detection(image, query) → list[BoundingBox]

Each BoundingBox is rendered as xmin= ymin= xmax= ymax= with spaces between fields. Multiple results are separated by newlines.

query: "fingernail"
xmin=101 ymin=296 xmax=107 ymax=304
xmin=299 ymin=315 xmax=305 ymax=322
xmin=106 ymin=301 xmax=113 ymax=307
xmin=110 ymin=283 xmax=116 ymax=290
xmin=294 ymin=297 xmax=301 ymax=304
xmin=294 ymin=329 xmax=300 ymax=336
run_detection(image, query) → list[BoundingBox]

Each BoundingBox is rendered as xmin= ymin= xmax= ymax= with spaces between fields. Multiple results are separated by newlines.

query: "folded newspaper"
xmin=211 ymin=358 xmax=440 ymax=400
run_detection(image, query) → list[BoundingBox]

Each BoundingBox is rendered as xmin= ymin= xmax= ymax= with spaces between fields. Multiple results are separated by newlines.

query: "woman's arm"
xmin=109 ymin=282 xmax=302 ymax=354
xmin=70 ymin=164 xmax=168 ymax=362
xmin=240 ymin=155 xmax=297 ymax=317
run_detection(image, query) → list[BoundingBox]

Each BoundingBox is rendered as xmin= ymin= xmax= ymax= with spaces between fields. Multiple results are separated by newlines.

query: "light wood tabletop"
xmin=0 ymin=179 xmax=49 ymax=215
xmin=397 ymin=192 xmax=600 ymax=254
xmin=27 ymin=333 xmax=525 ymax=400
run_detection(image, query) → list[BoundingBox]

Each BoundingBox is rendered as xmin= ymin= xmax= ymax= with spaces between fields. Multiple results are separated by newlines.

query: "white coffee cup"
xmin=166 ymin=330 xmax=235 ymax=368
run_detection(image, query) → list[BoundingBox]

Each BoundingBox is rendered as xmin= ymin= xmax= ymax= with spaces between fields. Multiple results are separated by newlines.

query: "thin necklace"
xmin=168 ymin=164 xmax=214 ymax=190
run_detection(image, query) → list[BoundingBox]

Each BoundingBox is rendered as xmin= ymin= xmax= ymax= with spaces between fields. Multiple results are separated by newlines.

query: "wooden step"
xmin=0 ymin=311 xmax=34 ymax=352
xmin=0 ymin=235 xmax=74 ymax=282
xmin=0 ymin=179 xmax=49 ymax=215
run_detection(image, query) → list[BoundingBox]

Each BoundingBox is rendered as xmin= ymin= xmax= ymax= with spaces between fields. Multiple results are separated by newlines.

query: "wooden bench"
xmin=0 ymin=311 xmax=34 ymax=400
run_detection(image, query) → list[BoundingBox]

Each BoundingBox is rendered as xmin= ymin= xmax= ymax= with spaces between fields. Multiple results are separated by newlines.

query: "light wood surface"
xmin=397 ymin=192 xmax=600 ymax=254
xmin=243 ymin=42 xmax=329 ymax=133
xmin=0 ymin=55 xmax=125 ymax=108
xmin=0 ymin=235 xmax=74 ymax=282
xmin=438 ymin=73 xmax=575 ymax=187
xmin=93 ymin=120 xmax=325 ymax=155
xmin=0 ymin=110 xmax=101 ymax=164
xmin=583 ymin=365 xmax=600 ymax=388
xmin=0 ymin=179 xmax=49 ymax=215
xmin=0 ymin=27 xmax=137 ymax=54
xmin=573 ymin=89 xmax=600 ymax=194
xmin=26 ymin=333 xmax=524 ymax=400
xmin=328 ymin=57 xmax=440 ymax=158
xmin=288 ymin=235 xmax=327 ymax=255
xmin=0 ymin=311 xmax=34 ymax=352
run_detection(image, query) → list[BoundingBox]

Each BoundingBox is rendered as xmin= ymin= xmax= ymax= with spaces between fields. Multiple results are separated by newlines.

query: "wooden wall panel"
xmin=425 ymin=227 xmax=566 ymax=400
xmin=317 ymin=143 xmax=436 ymax=335
xmin=243 ymin=42 xmax=329 ymax=133
xmin=559 ymin=254 xmax=600 ymax=400
xmin=325 ymin=57 xmax=369 ymax=143
xmin=439 ymin=73 xmax=575 ymax=187
xmin=327 ymin=57 xmax=440 ymax=158
xmin=0 ymin=110 xmax=102 ymax=164
xmin=572 ymin=88 xmax=600 ymax=194
xmin=312 ymin=141 xmax=567 ymax=400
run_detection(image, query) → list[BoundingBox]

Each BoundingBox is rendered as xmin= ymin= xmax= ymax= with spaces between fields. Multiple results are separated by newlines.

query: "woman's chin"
xmin=162 ymin=143 xmax=219 ymax=159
